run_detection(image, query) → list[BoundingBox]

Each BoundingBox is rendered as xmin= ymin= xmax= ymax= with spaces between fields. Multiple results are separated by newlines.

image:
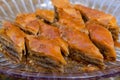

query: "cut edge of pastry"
xmin=86 ymin=20 xmax=116 ymax=61
xmin=69 ymin=46 xmax=105 ymax=69
xmin=35 ymin=9 xmax=55 ymax=24
xmin=0 ymin=29 xmax=26 ymax=63
xmin=25 ymin=36 xmax=66 ymax=72
xmin=15 ymin=13 xmax=40 ymax=35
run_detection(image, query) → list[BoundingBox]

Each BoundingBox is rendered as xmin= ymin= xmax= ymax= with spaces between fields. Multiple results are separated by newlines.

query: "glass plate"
xmin=0 ymin=0 xmax=120 ymax=80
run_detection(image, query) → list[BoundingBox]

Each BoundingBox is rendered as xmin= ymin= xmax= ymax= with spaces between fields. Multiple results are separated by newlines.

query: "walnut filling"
xmin=0 ymin=36 xmax=22 ymax=62
xmin=36 ymin=15 xmax=51 ymax=24
xmin=92 ymin=40 xmax=116 ymax=61
xmin=29 ymin=54 xmax=63 ymax=72
xmin=54 ymin=7 xmax=59 ymax=23
xmin=109 ymin=27 xmax=119 ymax=41
xmin=80 ymin=12 xmax=88 ymax=23
xmin=69 ymin=47 xmax=104 ymax=69
xmin=14 ymin=23 xmax=34 ymax=35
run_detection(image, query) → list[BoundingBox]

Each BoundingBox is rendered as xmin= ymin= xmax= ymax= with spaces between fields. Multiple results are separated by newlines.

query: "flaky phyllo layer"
xmin=0 ymin=0 xmax=119 ymax=72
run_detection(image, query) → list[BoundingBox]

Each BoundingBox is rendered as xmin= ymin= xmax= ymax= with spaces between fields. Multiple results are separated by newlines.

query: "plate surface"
xmin=0 ymin=0 xmax=120 ymax=80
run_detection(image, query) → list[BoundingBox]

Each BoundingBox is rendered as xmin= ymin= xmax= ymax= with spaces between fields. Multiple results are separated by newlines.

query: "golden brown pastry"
xmin=16 ymin=13 xmax=69 ymax=56
xmin=26 ymin=36 xmax=66 ymax=72
xmin=86 ymin=21 xmax=116 ymax=61
xmin=0 ymin=0 xmax=118 ymax=72
xmin=38 ymin=20 xmax=69 ymax=56
xmin=0 ymin=22 xmax=26 ymax=63
xmin=74 ymin=4 xmax=119 ymax=41
xmin=59 ymin=26 xmax=104 ymax=68
xmin=52 ymin=0 xmax=85 ymax=31
xmin=36 ymin=9 xmax=55 ymax=23
xmin=52 ymin=0 xmax=104 ymax=68
xmin=15 ymin=13 xmax=40 ymax=35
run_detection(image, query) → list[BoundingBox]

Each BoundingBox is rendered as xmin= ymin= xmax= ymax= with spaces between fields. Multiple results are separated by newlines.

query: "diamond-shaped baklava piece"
xmin=52 ymin=0 xmax=85 ymax=31
xmin=86 ymin=20 xmax=116 ymax=61
xmin=0 ymin=22 xmax=26 ymax=63
xmin=15 ymin=13 xmax=40 ymax=35
xmin=26 ymin=36 xmax=66 ymax=72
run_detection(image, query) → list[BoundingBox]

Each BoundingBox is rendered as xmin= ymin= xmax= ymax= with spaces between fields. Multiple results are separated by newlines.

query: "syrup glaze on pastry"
xmin=0 ymin=0 xmax=119 ymax=73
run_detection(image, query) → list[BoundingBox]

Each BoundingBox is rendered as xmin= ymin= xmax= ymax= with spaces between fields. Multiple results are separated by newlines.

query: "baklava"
xmin=59 ymin=26 xmax=104 ymax=68
xmin=26 ymin=36 xmax=66 ymax=72
xmin=52 ymin=0 xmax=85 ymax=31
xmin=0 ymin=22 xmax=26 ymax=63
xmin=16 ymin=13 xmax=69 ymax=56
xmin=0 ymin=0 xmax=118 ymax=73
xmin=86 ymin=20 xmax=116 ymax=61
xmin=15 ymin=13 xmax=40 ymax=35
xmin=38 ymin=20 xmax=69 ymax=56
xmin=74 ymin=4 xmax=119 ymax=41
xmin=52 ymin=0 xmax=104 ymax=68
xmin=36 ymin=9 xmax=55 ymax=23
